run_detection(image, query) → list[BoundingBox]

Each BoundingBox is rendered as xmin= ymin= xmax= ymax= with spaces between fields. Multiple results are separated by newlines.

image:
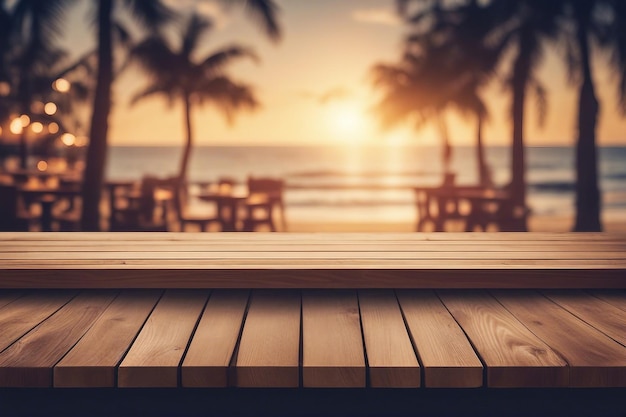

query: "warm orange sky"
xmin=62 ymin=0 xmax=626 ymax=147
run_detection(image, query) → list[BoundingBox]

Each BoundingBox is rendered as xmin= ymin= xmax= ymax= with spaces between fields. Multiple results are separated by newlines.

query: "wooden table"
xmin=18 ymin=184 xmax=82 ymax=231
xmin=196 ymin=184 xmax=251 ymax=231
xmin=0 ymin=232 xmax=624 ymax=416
xmin=415 ymin=186 xmax=513 ymax=232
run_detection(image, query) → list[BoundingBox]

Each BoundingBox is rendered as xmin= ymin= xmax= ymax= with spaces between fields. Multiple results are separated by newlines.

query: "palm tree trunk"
xmin=437 ymin=113 xmax=452 ymax=177
xmin=508 ymin=31 xmax=532 ymax=231
xmin=179 ymin=92 xmax=193 ymax=182
xmin=476 ymin=111 xmax=490 ymax=187
xmin=18 ymin=125 xmax=28 ymax=170
xmin=81 ymin=0 xmax=113 ymax=231
xmin=573 ymin=14 xmax=601 ymax=232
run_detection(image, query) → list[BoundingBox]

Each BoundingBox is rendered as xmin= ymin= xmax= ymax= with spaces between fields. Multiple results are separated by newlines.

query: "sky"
xmin=59 ymin=0 xmax=626 ymax=147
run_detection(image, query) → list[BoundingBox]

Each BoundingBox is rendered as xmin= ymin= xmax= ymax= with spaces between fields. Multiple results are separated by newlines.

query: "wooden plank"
xmin=235 ymin=290 xmax=301 ymax=387
xmin=53 ymin=290 xmax=161 ymax=387
xmin=438 ymin=290 xmax=568 ymax=388
xmin=0 ymin=291 xmax=24 ymax=309
xmin=358 ymin=290 xmax=420 ymax=387
xmin=396 ymin=290 xmax=483 ymax=387
xmin=181 ymin=290 xmax=249 ymax=387
xmin=3 ymin=248 xmax=626 ymax=260
xmin=543 ymin=290 xmax=626 ymax=346
xmin=3 ymin=259 xmax=626 ymax=268
xmin=0 ymin=291 xmax=75 ymax=352
xmin=117 ymin=289 xmax=209 ymax=388
xmin=302 ymin=290 xmax=365 ymax=387
xmin=493 ymin=290 xmax=626 ymax=387
xmin=2 ymin=231 xmax=624 ymax=242
xmin=3 ymin=241 xmax=624 ymax=252
xmin=0 ymin=291 xmax=116 ymax=387
xmin=1 ymin=267 xmax=624 ymax=290
xmin=588 ymin=290 xmax=626 ymax=312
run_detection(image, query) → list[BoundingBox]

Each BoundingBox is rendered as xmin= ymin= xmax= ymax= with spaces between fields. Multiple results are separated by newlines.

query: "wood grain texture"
xmin=181 ymin=290 xmax=249 ymax=387
xmin=117 ymin=290 xmax=208 ymax=388
xmin=542 ymin=290 xmax=626 ymax=346
xmin=235 ymin=290 xmax=301 ymax=387
xmin=302 ymin=290 xmax=365 ymax=387
xmin=0 ymin=291 xmax=115 ymax=387
xmin=0 ymin=291 xmax=75 ymax=352
xmin=588 ymin=290 xmax=626 ymax=312
xmin=54 ymin=290 xmax=161 ymax=387
xmin=4 ymin=250 xmax=626 ymax=260
xmin=3 ymin=232 xmax=625 ymax=241
xmin=493 ymin=290 xmax=626 ymax=387
xmin=396 ymin=290 xmax=483 ymax=388
xmin=438 ymin=290 xmax=568 ymax=388
xmin=3 ymin=241 xmax=624 ymax=252
xmin=358 ymin=290 xmax=420 ymax=387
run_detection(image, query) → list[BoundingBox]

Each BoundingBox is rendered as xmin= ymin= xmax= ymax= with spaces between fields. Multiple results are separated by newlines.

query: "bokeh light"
xmin=37 ymin=160 xmax=48 ymax=171
xmin=19 ymin=114 xmax=30 ymax=127
xmin=53 ymin=78 xmax=71 ymax=93
xmin=48 ymin=122 xmax=60 ymax=134
xmin=61 ymin=133 xmax=76 ymax=146
xmin=10 ymin=118 xmax=23 ymax=134
xmin=44 ymin=102 xmax=58 ymax=115
xmin=31 ymin=122 xmax=44 ymax=133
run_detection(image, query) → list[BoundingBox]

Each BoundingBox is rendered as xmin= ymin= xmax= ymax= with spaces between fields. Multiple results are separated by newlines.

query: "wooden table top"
xmin=0 ymin=232 xmax=625 ymax=288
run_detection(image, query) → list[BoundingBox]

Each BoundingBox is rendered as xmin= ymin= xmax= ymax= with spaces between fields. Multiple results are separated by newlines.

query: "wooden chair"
xmin=51 ymin=177 xmax=83 ymax=231
xmin=108 ymin=177 xmax=168 ymax=232
xmin=0 ymin=183 xmax=37 ymax=231
xmin=171 ymin=179 xmax=222 ymax=232
xmin=242 ymin=177 xmax=286 ymax=232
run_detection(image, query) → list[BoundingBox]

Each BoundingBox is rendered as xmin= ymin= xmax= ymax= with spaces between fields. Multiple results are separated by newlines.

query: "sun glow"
xmin=327 ymin=102 xmax=370 ymax=144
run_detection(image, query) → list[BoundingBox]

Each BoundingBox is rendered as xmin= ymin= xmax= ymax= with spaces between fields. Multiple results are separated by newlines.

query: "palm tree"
xmin=565 ymin=0 xmax=626 ymax=231
xmin=81 ymin=0 xmax=282 ymax=231
xmin=80 ymin=0 xmax=174 ymax=231
xmin=375 ymin=1 xmax=499 ymax=185
xmin=128 ymin=13 xmax=259 ymax=182
xmin=398 ymin=0 xmax=563 ymax=231
xmin=1 ymin=0 xmax=92 ymax=167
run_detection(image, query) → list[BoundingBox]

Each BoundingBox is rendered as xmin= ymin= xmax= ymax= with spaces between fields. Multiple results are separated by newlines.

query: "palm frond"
xmin=201 ymin=45 xmax=259 ymax=76
xmin=181 ymin=13 xmax=212 ymax=59
xmin=128 ymin=35 xmax=178 ymax=80
xmin=123 ymin=0 xmax=177 ymax=32
xmin=221 ymin=0 xmax=281 ymax=42
xmin=13 ymin=0 xmax=76 ymax=44
xmin=193 ymin=76 xmax=259 ymax=125
xmin=130 ymin=83 xmax=171 ymax=107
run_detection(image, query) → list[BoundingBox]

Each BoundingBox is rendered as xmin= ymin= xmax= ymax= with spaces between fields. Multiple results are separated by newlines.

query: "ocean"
xmin=106 ymin=145 xmax=626 ymax=224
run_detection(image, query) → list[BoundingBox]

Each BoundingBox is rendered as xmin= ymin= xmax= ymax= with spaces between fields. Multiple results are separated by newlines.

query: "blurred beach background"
xmin=102 ymin=144 xmax=626 ymax=232
xmin=2 ymin=0 xmax=626 ymax=233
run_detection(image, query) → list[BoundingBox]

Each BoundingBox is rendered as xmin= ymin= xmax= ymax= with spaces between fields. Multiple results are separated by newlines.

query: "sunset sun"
xmin=328 ymin=102 xmax=369 ymax=143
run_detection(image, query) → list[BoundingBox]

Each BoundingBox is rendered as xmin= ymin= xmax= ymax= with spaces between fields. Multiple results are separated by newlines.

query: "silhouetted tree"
xmin=1 ymin=0 xmax=92 ymax=166
xmin=81 ymin=0 xmax=282 ymax=231
xmin=375 ymin=1 xmax=497 ymax=185
xmin=81 ymin=0 xmax=174 ymax=231
xmin=564 ymin=0 xmax=626 ymax=231
xmin=397 ymin=0 xmax=563 ymax=231
xmin=128 ymin=13 xmax=259 ymax=182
